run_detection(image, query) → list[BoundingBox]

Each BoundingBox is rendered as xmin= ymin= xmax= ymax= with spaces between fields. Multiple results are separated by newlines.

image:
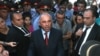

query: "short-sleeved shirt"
xmin=52 ymin=19 xmax=72 ymax=50
xmin=52 ymin=19 xmax=72 ymax=35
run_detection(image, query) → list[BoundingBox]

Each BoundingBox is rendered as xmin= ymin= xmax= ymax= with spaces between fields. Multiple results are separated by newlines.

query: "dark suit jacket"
xmin=31 ymin=28 xmax=64 ymax=56
xmin=74 ymin=23 xmax=100 ymax=56
xmin=9 ymin=25 xmax=30 ymax=56
xmin=72 ymin=23 xmax=84 ymax=47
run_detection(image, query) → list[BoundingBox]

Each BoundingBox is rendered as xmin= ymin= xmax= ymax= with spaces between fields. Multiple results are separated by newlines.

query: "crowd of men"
xmin=0 ymin=0 xmax=100 ymax=56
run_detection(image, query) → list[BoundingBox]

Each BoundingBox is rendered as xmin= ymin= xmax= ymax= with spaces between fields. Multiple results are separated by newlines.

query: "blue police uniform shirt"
xmin=32 ymin=16 xmax=40 ymax=31
xmin=65 ymin=9 xmax=73 ymax=21
xmin=6 ymin=14 xmax=11 ymax=26
xmin=31 ymin=8 xmax=39 ymax=23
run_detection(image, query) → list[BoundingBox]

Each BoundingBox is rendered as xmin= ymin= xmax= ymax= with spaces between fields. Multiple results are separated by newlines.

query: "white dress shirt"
xmin=41 ymin=29 xmax=50 ymax=39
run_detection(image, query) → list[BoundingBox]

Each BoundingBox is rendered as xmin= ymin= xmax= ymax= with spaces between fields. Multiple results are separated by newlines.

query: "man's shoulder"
xmin=32 ymin=28 xmax=62 ymax=34
xmin=32 ymin=29 xmax=41 ymax=34
xmin=65 ymin=19 xmax=71 ymax=24
xmin=94 ymin=23 xmax=100 ymax=30
xmin=9 ymin=25 xmax=17 ymax=32
xmin=51 ymin=28 xmax=60 ymax=31
xmin=51 ymin=28 xmax=62 ymax=34
xmin=93 ymin=23 xmax=100 ymax=28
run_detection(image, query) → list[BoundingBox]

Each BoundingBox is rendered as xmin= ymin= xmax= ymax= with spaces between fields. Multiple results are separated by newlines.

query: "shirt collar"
xmin=41 ymin=29 xmax=50 ymax=34
xmin=14 ymin=25 xmax=23 ymax=29
xmin=84 ymin=23 xmax=95 ymax=28
xmin=41 ymin=29 xmax=50 ymax=39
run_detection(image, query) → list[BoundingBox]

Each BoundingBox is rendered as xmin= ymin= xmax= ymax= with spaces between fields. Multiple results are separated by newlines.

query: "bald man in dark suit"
xmin=31 ymin=13 xmax=64 ymax=56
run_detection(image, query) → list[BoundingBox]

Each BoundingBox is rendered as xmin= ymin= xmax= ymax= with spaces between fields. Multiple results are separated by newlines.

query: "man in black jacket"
xmin=74 ymin=8 xmax=100 ymax=56
xmin=10 ymin=12 xmax=30 ymax=56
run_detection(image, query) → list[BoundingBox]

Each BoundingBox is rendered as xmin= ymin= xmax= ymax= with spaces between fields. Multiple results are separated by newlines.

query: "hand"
xmin=2 ymin=50 xmax=9 ymax=56
xmin=0 ymin=44 xmax=3 ymax=53
xmin=63 ymin=32 xmax=72 ymax=40
xmin=75 ymin=28 xmax=83 ymax=37
xmin=7 ymin=42 xmax=17 ymax=47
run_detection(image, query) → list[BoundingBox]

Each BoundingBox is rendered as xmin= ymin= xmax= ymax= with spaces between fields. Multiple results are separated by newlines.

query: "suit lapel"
xmin=12 ymin=25 xmax=24 ymax=35
xmin=48 ymin=28 xmax=55 ymax=47
xmin=38 ymin=29 xmax=46 ymax=47
xmin=87 ymin=24 xmax=98 ymax=40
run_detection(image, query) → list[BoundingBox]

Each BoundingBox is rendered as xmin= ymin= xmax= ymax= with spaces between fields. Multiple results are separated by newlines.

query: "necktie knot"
xmin=45 ymin=32 xmax=47 ymax=35
xmin=85 ymin=26 xmax=90 ymax=31
xmin=86 ymin=26 xmax=90 ymax=29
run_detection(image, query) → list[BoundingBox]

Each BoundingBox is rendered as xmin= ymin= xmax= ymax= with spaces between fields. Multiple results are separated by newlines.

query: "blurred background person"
xmin=23 ymin=1 xmax=31 ymax=12
xmin=77 ymin=1 xmax=87 ymax=15
xmin=72 ymin=14 xmax=84 ymax=49
xmin=33 ymin=1 xmax=55 ymax=31
xmin=0 ymin=1 xmax=11 ymax=26
xmin=73 ymin=14 xmax=84 ymax=32
xmin=0 ymin=44 xmax=9 ymax=56
xmin=66 ymin=2 xmax=73 ymax=21
xmin=53 ymin=10 xmax=72 ymax=56
xmin=0 ymin=17 xmax=18 ymax=56
xmin=90 ymin=5 xmax=100 ymax=26
xmin=22 ymin=12 xmax=34 ymax=33
xmin=30 ymin=0 xmax=40 ymax=23
xmin=97 ymin=3 xmax=100 ymax=17
xmin=72 ymin=0 xmax=86 ymax=30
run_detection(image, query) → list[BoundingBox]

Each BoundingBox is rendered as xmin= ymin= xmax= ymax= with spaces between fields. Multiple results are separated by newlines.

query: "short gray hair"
xmin=39 ymin=12 xmax=52 ymax=21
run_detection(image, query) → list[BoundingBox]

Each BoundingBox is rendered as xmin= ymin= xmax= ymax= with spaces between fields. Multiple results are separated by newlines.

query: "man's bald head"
xmin=39 ymin=12 xmax=52 ymax=22
xmin=39 ymin=12 xmax=52 ymax=32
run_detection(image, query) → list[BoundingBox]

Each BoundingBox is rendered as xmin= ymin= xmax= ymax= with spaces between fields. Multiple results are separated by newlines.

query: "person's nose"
xmin=45 ymin=22 xmax=49 ymax=26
